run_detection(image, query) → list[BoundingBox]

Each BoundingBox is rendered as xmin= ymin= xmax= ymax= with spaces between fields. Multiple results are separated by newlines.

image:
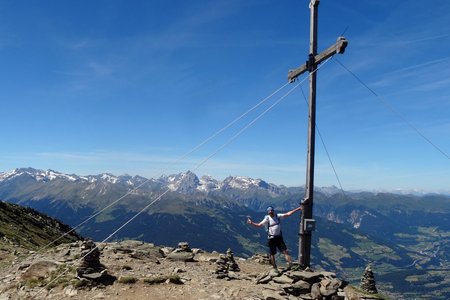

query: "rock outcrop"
xmin=0 ymin=240 xmax=386 ymax=300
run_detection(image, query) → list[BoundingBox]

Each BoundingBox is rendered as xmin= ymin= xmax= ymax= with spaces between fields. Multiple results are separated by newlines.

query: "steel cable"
xmin=32 ymin=57 xmax=334 ymax=298
xmin=335 ymin=58 xmax=450 ymax=161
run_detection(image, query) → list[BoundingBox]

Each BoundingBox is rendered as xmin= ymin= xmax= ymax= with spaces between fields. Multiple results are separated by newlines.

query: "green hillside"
xmin=0 ymin=201 xmax=83 ymax=257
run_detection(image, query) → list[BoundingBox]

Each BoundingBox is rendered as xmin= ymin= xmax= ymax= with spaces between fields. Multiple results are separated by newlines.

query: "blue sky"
xmin=0 ymin=0 xmax=449 ymax=192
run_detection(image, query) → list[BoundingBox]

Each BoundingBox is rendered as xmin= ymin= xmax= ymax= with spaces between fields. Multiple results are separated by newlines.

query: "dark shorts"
xmin=267 ymin=235 xmax=287 ymax=255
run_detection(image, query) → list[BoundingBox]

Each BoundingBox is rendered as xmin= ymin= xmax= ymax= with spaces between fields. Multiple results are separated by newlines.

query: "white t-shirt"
xmin=258 ymin=213 xmax=286 ymax=237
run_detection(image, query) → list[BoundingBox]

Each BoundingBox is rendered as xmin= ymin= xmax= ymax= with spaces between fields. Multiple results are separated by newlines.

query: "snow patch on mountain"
xmin=163 ymin=171 xmax=200 ymax=193
xmin=316 ymin=185 xmax=341 ymax=196
xmin=225 ymin=176 xmax=263 ymax=189
xmin=0 ymin=169 xmax=20 ymax=181
xmin=100 ymin=173 xmax=118 ymax=184
xmin=0 ymin=168 xmax=78 ymax=182
xmin=158 ymin=172 xmax=281 ymax=195
xmin=198 ymin=175 xmax=220 ymax=192
xmin=38 ymin=170 xmax=78 ymax=182
xmin=348 ymin=210 xmax=376 ymax=229
xmin=222 ymin=176 xmax=273 ymax=191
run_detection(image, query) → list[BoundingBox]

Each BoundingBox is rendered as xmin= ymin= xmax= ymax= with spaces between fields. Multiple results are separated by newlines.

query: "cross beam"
xmin=288 ymin=0 xmax=348 ymax=268
xmin=288 ymin=36 xmax=348 ymax=82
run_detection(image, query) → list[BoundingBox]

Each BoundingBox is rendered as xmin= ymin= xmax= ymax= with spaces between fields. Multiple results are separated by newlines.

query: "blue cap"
xmin=266 ymin=206 xmax=274 ymax=212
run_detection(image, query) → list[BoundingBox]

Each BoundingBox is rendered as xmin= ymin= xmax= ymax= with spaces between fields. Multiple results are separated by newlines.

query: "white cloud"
xmin=88 ymin=62 xmax=114 ymax=77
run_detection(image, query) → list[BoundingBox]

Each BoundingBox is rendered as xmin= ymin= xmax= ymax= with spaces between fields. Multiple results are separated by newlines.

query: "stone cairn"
xmin=360 ymin=264 xmax=378 ymax=294
xmin=166 ymin=242 xmax=195 ymax=262
xmin=215 ymin=248 xmax=240 ymax=280
xmin=249 ymin=253 xmax=271 ymax=265
xmin=76 ymin=239 xmax=115 ymax=285
xmin=215 ymin=249 xmax=351 ymax=300
xmin=255 ymin=265 xmax=348 ymax=299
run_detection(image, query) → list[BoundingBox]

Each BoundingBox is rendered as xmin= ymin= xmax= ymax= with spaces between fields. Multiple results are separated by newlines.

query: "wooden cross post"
xmin=288 ymin=0 xmax=348 ymax=268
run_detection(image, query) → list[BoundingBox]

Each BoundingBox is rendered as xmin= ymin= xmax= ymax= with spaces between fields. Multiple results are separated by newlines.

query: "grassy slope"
xmin=0 ymin=200 xmax=83 ymax=250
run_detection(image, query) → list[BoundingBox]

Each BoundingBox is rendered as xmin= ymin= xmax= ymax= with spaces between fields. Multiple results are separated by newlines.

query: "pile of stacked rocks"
xmin=214 ymin=248 xmax=240 ymax=280
xmin=166 ymin=242 xmax=195 ymax=262
xmin=249 ymin=253 xmax=272 ymax=265
xmin=76 ymin=240 xmax=116 ymax=285
xmin=256 ymin=267 xmax=348 ymax=299
xmin=360 ymin=264 xmax=378 ymax=294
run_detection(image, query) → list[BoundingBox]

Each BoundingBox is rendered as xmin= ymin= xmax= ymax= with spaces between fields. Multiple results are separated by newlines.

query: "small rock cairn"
xmin=76 ymin=240 xmax=104 ymax=275
xmin=215 ymin=248 xmax=240 ymax=280
xmin=76 ymin=239 xmax=115 ymax=285
xmin=249 ymin=253 xmax=271 ymax=265
xmin=360 ymin=264 xmax=378 ymax=294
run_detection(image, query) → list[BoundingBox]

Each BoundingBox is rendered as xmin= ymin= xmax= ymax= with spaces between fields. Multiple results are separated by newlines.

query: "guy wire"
xmin=335 ymin=58 xmax=450 ymax=161
xmin=299 ymin=84 xmax=348 ymax=201
xmin=32 ymin=56 xmax=334 ymax=298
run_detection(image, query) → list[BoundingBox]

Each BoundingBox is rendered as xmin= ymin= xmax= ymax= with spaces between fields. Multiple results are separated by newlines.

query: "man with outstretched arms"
xmin=247 ymin=205 xmax=302 ymax=269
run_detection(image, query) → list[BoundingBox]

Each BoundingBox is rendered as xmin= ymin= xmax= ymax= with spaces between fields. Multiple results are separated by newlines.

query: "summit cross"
xmin=287 ymin=0 xmax=348 ymax=268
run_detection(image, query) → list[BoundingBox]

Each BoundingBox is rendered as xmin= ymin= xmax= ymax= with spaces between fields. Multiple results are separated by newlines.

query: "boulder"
xmin=257 ymin=275 xmax=272 ymax=284
xmin=129 ymin=250 xmax=161 ymax=263
xmin=166 ymin=251 xmax=195 ymax=262
xmin=117 ymin=240 xmax=145 ymax=248
xmin=268 ymin=268 xmax=281 ymax=278
xmin=195 ymin=252 xmax=220 ymax=262
xmin=273 ymin=275 xmax=294 ymax=284
xmin=82 ymin=272 xmax=116 ymax=286
xmin=166 ymin=241 xmax=195 ymax=262
xmin=262 ymin=289 xmax=287 ymax=300
xmin=319 ymin=285 xmax=337 ymax=297
xmin=21 ymin=261 xmax=59 ymax=280
xmin=292 ymin=280 xmax=311 ymax=291
xmin=344 ymin=285 xmax=381 ymax=300
xmin=160 ymin=247 xmax=174 ymax=256
xmin=288 ymin=271 xmax=322 ymax=282
xmin=319 ymin=277 xmax=341 ymax=297
xmin=177 ymin=242 xmax=191 ymax=251
xmin=310 ymin=282 xmax=322 ymax=299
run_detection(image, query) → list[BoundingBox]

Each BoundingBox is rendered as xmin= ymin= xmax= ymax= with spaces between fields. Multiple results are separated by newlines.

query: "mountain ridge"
xmin=2 ymin=167 xmax=448 ymax=197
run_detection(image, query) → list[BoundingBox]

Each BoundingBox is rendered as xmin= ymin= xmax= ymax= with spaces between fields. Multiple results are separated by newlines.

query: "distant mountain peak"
xmin=0 ymin=167 xmax=78 ymax=183
xmin=99 ymin=173 xmax=119 ymax=184
xmin=198 ymin=175 xmax=220 ymax=192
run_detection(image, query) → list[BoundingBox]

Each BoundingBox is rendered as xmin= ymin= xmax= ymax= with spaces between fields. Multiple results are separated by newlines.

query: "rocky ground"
xmin=0 ymin=240 xmax=386 ymax=300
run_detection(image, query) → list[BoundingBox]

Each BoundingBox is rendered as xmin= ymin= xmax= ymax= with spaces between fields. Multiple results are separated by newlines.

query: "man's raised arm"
xmin=284 ymin=206 xmax=302 ymax=217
